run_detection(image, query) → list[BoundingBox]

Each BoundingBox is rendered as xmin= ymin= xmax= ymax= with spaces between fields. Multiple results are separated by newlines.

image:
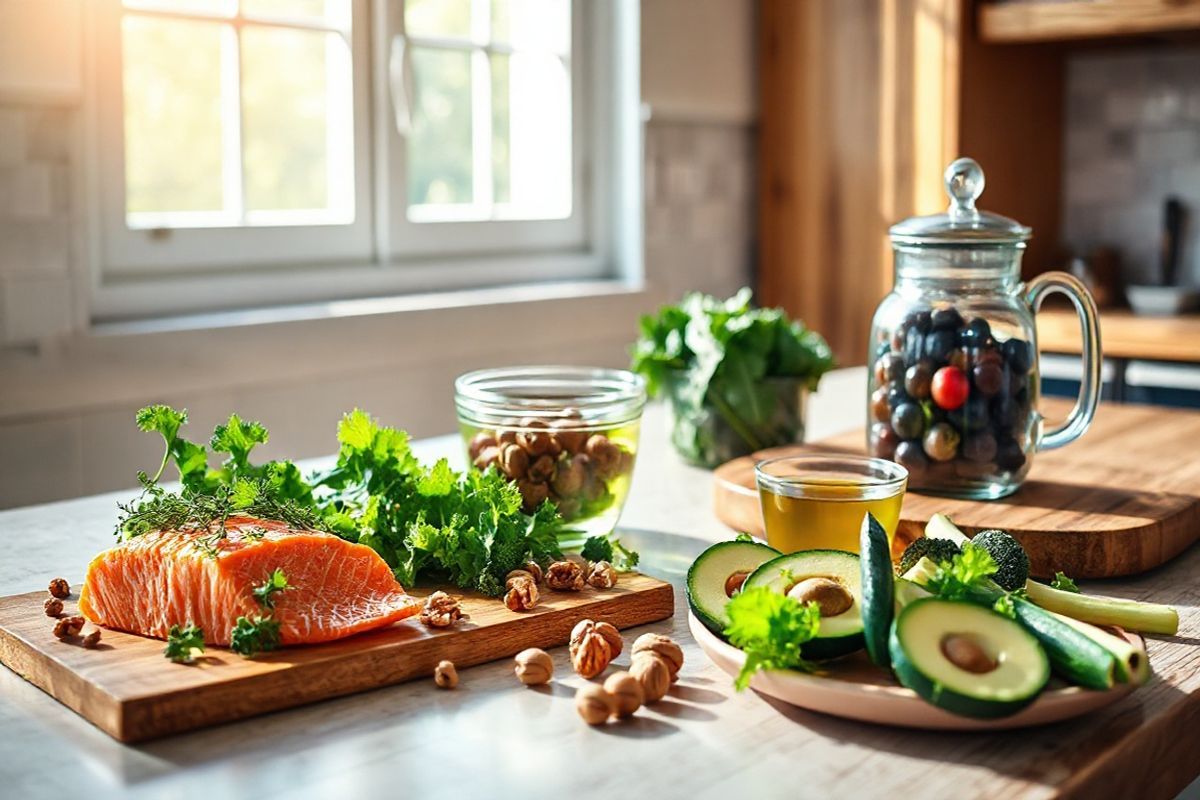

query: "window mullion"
xmin=221 ymin=17 xmax=246 ymax=223
xmin=470 ymin=0 xmax=493 ymax=212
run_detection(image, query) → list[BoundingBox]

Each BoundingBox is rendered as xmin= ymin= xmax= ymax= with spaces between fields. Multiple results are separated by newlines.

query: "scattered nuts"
xmin=587 ymin=560 xmax=618 ymax=590
xmin=48 ymin=578 xmax=70 ymax=599
xmin=82 ymin=629 xmax=102 ymax=649
xmin=43 ymin=597 xmax=64 ymax=617
xmin=434 ymin=660 xmax=458 ymax=689
xmin=574 ymin=619 xmax=623 ymax=657
xmin=546 ymin=560 xmax=585 ymax=591
xmin=523 ymin=561 xmax=544 ymax=585
xmin=53 ymin=615 xmax=84 ymax=640
xmin=569 ymin=619 xmax=617 ymax=678
xmin=940 ymin=634 xmax=998 ymax=674
xmin=575 ymin=684 xmax=614 ymax=725
xmin=420 ymin=591 xmax=463 ymax=628
xmin=514 ymin=648 xmax=554 ymax=685
xmin=504 ymin=577 xmax=539 ymax=612
xmin=505 ymin=569 xmax=534 ymax=588
xmin=603 ymin=671 xmax=644 ymax=718
xmin=630 ymin=652 xmax=671 ymax=702
xmin=787 ymin=577 xmax=854 ymax=617
xmin=631 ymin=634 xmax=683 ymax=682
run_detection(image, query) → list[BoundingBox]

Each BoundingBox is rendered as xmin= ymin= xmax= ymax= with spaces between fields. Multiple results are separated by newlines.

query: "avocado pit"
xmin=724 ymin=571 xmax=750 ymax=598
xmin=787 ymin=576 xmax=854 ymax=617
xmin=940 ymin=633 xmax=998 ymax=674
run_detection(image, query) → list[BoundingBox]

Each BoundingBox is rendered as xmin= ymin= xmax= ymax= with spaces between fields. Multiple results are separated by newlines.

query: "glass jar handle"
xmin=1026 ymin=271 xmax=1102 ymax=451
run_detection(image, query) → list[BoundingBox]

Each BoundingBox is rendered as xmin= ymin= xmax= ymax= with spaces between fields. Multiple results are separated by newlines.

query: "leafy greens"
xmin=723 ymin=586 xmax=822 ymax=690
xmin=631 ymin=288 xmax=835 ymax=467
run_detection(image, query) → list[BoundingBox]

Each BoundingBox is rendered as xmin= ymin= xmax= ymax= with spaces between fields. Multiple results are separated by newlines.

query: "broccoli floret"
xmin=898 ymin=537 xmax=962 ymax=575
xmin=970 ymin=529 xmax=1029 ymax=591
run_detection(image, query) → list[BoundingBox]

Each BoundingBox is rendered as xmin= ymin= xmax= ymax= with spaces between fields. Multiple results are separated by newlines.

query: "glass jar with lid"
xmin=868 ymin=157 xmax=1102 ymax=499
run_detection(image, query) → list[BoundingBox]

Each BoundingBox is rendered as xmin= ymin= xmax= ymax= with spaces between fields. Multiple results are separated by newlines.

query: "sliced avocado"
xmin=893 ymin=577 xmax=930 ymax=615
xmin=890 ymin=598 xmax=1050 ymax=719
xmin=859 ymin=513 xmax=894 ymax=668
xmin=743 ymin=549 xmax=864 ymax=660
xmin=686 ymin=540 xmax=780 ymax=635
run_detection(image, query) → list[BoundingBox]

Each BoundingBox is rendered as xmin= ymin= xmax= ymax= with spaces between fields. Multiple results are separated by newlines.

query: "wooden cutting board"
xmin=0 ymin=575 xmax=672 ymax=743
xmin=713 ymin=400 xmax=1200 ymax=578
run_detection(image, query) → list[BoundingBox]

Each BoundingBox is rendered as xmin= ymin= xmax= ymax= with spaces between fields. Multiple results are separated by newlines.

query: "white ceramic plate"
xmin=689 ymin=612 xmax=1138 ymax=731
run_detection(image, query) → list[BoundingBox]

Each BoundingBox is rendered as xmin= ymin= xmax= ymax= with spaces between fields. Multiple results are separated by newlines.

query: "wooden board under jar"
xmin=713 ymin=399 xmax=1200 ymax=578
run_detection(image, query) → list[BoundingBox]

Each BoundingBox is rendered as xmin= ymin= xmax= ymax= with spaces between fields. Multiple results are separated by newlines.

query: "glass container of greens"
xmin=632 ymin=289 xmax=836 ymax=468
xmin=455 ymin=366 xmax=646 ymax=539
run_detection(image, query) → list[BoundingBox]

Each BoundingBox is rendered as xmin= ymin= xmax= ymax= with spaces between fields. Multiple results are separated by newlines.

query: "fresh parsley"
xmin=230 ymin=615 xmax=282 ymax=657
xmin=1051 ymin=571 xmax=1080 ymax=593
xmin=925 ymin=542 xmax=999 ymax=601
xmin=252 ymin=569 xmax=291 ymax=610
xmin=164 ymin=623 xmax=206 ymax=663
xmin=580 ymin=535 xmax=640 ymax=571
xmin=724 ymin=586 xmax=821 ymax=691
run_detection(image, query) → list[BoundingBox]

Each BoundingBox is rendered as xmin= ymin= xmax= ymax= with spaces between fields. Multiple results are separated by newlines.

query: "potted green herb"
xmin=631 ymin=288 xmax=835 ymax=468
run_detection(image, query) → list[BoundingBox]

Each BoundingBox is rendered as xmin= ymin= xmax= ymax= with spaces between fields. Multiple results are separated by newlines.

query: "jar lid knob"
xmin=944 ymin=157 xmax=985 ymax=217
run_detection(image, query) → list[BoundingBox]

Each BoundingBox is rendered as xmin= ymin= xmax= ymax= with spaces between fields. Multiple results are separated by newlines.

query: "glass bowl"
xmin=454 ymin=366 xmax=647 ymax=538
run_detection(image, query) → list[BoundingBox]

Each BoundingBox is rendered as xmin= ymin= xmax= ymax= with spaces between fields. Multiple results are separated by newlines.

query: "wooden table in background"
xmin=1 ymin=376 xmax=1198 ymax=800
xmin=1038 ymin=308 xmax=1200 ymax=363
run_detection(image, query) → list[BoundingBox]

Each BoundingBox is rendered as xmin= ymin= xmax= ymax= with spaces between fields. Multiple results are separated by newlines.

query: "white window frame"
xmin=84 ymin=0 xmax=630 ymax=322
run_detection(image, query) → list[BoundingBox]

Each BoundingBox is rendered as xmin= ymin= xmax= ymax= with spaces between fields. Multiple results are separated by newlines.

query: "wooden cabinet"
xmin=980 ymin=0 xmax=1200 ymax=44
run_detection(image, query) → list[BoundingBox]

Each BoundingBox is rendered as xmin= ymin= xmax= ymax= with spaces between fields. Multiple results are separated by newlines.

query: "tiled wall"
xmin=1062 ymin=48 xmax=1200 ymax=286
xmin=0 ymin=103 xmax=77 ymax=343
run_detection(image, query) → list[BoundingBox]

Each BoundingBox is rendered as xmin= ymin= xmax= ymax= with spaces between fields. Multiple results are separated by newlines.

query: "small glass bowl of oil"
xmin=754 ymin=455 xmax=908 ymax=554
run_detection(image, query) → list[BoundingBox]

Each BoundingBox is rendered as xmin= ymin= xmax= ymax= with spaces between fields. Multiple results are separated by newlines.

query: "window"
xmin=88 ymin=0 xmax=626 ymax=318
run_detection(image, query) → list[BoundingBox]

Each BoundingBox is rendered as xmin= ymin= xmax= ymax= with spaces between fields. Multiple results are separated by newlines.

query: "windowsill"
xmin=93 ymin=277 xmax=643 ymax=338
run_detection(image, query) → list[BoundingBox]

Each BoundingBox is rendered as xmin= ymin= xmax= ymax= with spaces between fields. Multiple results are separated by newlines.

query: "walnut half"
xmin=546 ymin=560 xmax=585 ymax=591
xmin=504 ymin=576 xmax=539 ymax=612
xmin=420 ymin=591 xmax=463 ymax=628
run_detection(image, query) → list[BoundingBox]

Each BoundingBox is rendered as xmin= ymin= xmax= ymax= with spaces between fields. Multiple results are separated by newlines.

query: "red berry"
xmin=931 ymin=366 xmax=969 ymax=410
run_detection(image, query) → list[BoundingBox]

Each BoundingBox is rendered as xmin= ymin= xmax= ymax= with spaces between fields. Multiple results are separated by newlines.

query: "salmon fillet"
xmin=79 ymin=515 xmax=420 ymax=647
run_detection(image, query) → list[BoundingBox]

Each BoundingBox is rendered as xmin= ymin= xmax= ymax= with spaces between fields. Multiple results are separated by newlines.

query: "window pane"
xmin=503 ymin=52 xmax=571 ymax=218
xmin=124 ymin=0 xmax=235 ymax=16
xmin=123 ymin=15 xmax=224 ymax=215
xmin=491 ymin=54 xmax=510 ymax=205
xmin=409 ymin=47 xmax=472 ymax=207
xmin=405 ymin=0 xmax=471 ymax=40
xmin=491 ymin=0 xmax=569 ymax=53
xmin=242 ymin=26 xmax=348 ymax=213
xmin=242 ymin=0 xmax=350 ymax=27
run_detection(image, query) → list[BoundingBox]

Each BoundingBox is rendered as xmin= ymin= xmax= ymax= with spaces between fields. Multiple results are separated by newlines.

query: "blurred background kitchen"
xmin=0 ymin=0 xmax=1198 ymax=509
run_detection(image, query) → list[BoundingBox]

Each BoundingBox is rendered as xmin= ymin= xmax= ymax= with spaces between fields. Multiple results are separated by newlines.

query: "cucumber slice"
xmin=890 ymin=598 xmax=1050 ymax=719
xmin=860 ymin=513 xmax=895 ymax=668
xmin=686 ymin=540 xmax=780 ymax=635
xmin=743 ymin=549 xmax=864 ymax=660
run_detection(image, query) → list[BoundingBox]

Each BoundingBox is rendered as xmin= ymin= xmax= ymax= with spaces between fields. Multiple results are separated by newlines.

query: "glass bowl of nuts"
xmin=455 ymin=366 xmax=646 ymax=538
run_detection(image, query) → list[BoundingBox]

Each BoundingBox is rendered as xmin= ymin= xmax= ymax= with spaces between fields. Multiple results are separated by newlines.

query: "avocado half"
xmin=686 ymin=540 xmax=780 ymax=635
xmin=743 ymin=550 xmax=865 ymax=660
xmin=890 ymin=598 xmax=1050 ymax=719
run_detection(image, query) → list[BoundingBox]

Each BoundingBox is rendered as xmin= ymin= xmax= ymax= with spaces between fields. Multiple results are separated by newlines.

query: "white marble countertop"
xmin=3 ymin=368 xmax=1199 ymax=800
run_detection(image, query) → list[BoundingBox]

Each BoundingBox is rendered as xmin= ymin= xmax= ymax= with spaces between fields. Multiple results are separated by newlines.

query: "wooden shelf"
xmin=980 ymin=0 xmax=1200 ymax=44
xmin=1038 ymin=308 xmax=1200 ymax=362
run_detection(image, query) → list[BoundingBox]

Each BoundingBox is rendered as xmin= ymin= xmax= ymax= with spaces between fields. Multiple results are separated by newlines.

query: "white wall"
xmin=0 ymin=0 xmax=758 ymax=508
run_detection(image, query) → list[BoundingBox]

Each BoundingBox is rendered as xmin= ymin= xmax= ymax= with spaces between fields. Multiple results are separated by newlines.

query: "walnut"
xmin=473 ymin=445 xmax=501 ymax=471
xmin=523 ymin=561 xmax=544 ymax=585
xmin=604 ymin=671 xmax=644 ymax=718
xmin=585 ymin=435 xmax=621 ymax=479
xmin=575 ymin=684 xmax=614 ymax=725
xmin=630 ymin=652 xmax=671 ymax=702
xmin=505 ymin=569 xmax=534 ymax=588
xmin=468 ymin=431 xmax=496 ymax=460
xmin=420 ymin=591 xmax=462 ymax=628
xmin=434 ymin=660 xmax=458 ymax=689
xmin=514 ymin=648 xmax=554 ymax=685
xmin=53 ymin=615 xmax=84 ymax=640
xmin=546 ymin=560 xmax=585 ymax=591
xmin=496 ymin=429 xmax=519 ymax=446
xmin=569 ymin=619 xmax=619 ymax=678
xmin=82 ymin=629 xmax=102 ymax=649
xmin=528 ymin=453 xmax=557 ymax=483
xmin=516 ymin=479 xmax=550 ymax=514
xmin=550 ymin=420 xmax=587 ymax=454
xmin=48 ymin=578 xmax=70 ymax=599
xmin=550 ymin=455 xmax=586 ymax=496
xmin=587 ymin=560 xmax=618 ymax=590
xmin=571 ymin=618 xmax=623 ymax=659
xmin=504 ymin=577 xmax=539 ymax=611
xmin=517 ymin=420 xmax=557 ymax=457
xmin=43 ymin=597 xmax=63 ymax=617
xmin=631 ymin=633 xmax=683 ymax=682
xmin=498 ymin=442 xmax=530 ymax=480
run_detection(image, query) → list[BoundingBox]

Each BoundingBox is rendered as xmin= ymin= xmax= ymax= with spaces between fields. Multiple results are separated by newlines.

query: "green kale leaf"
xmin=724 ymin=586 xmax=821 ymax=690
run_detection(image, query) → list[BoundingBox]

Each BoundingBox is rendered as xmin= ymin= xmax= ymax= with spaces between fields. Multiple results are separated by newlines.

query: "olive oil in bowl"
xmin=755 ymin=456 xmax=908 ymax=554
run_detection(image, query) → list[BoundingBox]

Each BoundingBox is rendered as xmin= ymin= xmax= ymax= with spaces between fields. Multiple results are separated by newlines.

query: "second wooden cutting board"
xmin=713 ymin=400 xmax=1200 ymax=578
xmin=0 ymin=574 xmax=673 ymax=743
